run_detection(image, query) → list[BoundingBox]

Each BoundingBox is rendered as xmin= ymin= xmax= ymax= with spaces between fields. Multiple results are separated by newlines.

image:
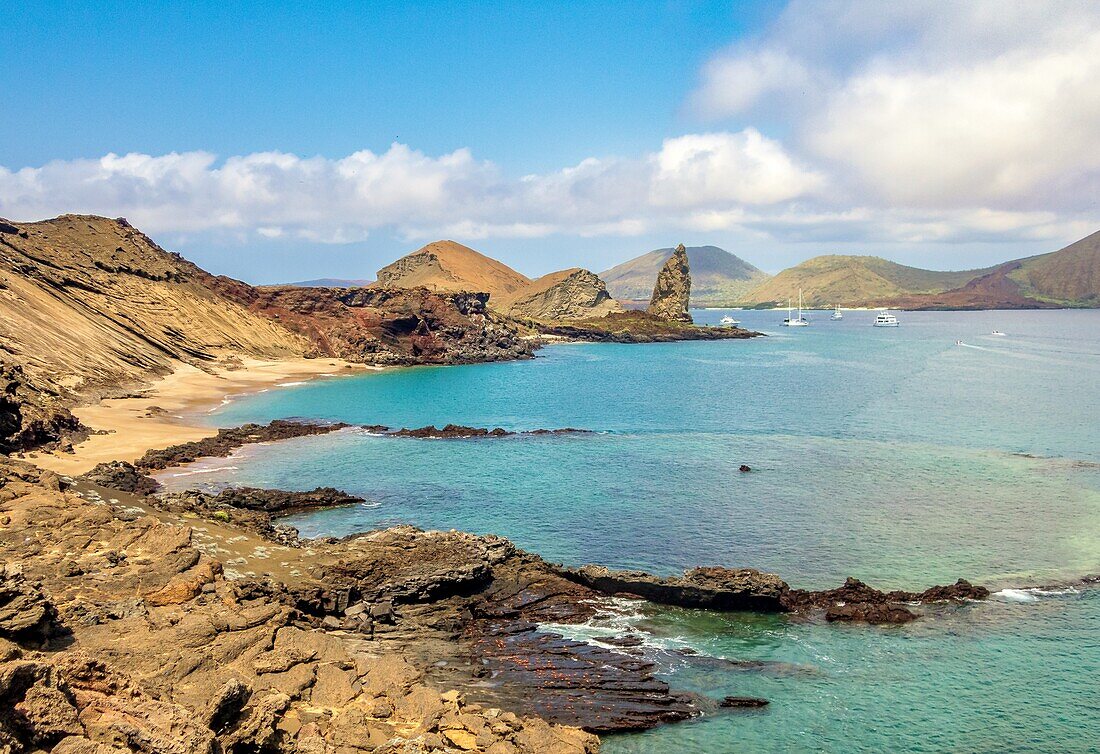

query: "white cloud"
xmin=650 ymin=131 xmax=823 ymax=207
xmin=691 ymin=0 xmax=1100 ymax=215
xmin=0 ymin=133 xmax=823 ymax=243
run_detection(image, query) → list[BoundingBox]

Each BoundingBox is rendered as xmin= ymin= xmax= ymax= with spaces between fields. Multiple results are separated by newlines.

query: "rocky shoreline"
xmin=0 ymin=403 xmax=1005 ymax=753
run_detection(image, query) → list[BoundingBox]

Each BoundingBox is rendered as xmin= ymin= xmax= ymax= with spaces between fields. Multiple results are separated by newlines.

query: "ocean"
xmin=161 ymin=309 xmax=1100 ymax=752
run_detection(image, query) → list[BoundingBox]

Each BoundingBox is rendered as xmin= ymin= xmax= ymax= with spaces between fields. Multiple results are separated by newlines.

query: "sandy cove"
xmin=28 ymin=356 xmax=376 ymax=476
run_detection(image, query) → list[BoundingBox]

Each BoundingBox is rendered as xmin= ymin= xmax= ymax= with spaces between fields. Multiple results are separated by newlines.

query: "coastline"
xmin=28 ymin=356 xmax=375 ymax=476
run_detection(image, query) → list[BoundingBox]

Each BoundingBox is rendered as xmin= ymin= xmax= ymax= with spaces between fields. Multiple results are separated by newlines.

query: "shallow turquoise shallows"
xmin=162 ymin=309 xmax=1100 ymax=752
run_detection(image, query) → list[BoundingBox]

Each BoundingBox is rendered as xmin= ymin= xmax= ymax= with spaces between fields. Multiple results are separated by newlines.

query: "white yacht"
xmin=782 ymin=289 xmax=810 ymax=327
xmin=830 ymin=304 xmax=843 ymax=320
xmin=873 ymin=310 xmax=899 ymax=327
xmin=719 ymin=315 xmax=740 ymax=326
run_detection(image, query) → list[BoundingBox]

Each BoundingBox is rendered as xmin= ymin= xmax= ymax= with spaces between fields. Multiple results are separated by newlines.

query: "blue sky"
xmin=2 ymin=1 xmax=1098 ymax=283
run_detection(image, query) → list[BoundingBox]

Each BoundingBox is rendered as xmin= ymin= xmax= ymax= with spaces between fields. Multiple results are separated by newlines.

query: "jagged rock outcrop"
xmin=783 ymin=577 xmax=990 ymax=624
xmin=0 ymin=363 xmax=84 ymax=454
xmin=647 ymin=243 xmax=692 ymax=322
xmin=561 ymin=565 xmax=790 ymax=612
xmin=220 ymin=284 xmax=535 ymax=366
xmin=499 ymin=268 xmax=623 ymax=321
xmin=134 ymin=420 xmax=351 ymax=470
xmin=80 ymin=460 xmax=160 ymax=495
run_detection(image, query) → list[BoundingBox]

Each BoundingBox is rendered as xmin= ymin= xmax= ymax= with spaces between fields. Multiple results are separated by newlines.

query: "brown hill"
xmin=739 ymin=255 xmax=985 ymax=308
xmin=0 ymin=215 xmax=307 ymax=400
xmin=1010 ymin=229 xmax=1100 ymax=305
xmin=495 ymin=268 xmax=622 ymax=320
xmin=375 ymin=240 xmax=531 ymax=300
xmin=739 ymin=230 xmax=1100 ymax=309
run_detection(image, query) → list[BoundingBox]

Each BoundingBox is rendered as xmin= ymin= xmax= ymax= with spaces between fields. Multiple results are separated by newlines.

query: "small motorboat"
xmin=991 ymin=330 xmax=1006 ymax=336
xmin=873 ymin=310 xmax=899 ymax=327
xmin=955 ymin=340 xmax=963 ymax=346
xmin=720 ymin=315 xmax=740 ymax=326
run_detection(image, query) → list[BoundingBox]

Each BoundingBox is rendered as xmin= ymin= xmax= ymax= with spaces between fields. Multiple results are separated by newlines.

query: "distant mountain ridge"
xmin=737 ymin=230 xmax=1100 ymax=309
xmin=600 ymin=245 xmax=770 ymax=306
xmin=288 ymin=278 xmax=373 ymax=288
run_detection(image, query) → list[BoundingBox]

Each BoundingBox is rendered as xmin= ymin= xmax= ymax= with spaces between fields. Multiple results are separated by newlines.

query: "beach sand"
xmin=30 ymin=356 xmax=370 ymax=475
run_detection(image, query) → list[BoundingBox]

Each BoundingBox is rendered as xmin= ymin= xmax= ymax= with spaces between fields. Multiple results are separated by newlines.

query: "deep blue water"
xmin=161 ymin=309 xmax=1100 ymax=752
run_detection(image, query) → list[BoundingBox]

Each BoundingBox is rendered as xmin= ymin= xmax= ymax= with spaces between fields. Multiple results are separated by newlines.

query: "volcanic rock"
xmin=560 ymin=564 xmax=790 ymax=612
xmin=719 ymin=696 xmax=770 ymax=708
xmin=647 ymin=243 xmax=692 ymax=322
xmin=80 ymin=460 xmax=159 ymax=495
xmin=134 ymin=419 xmax=349 ymax=470
xmin=500 ymin=268 xmax=623 ymax=321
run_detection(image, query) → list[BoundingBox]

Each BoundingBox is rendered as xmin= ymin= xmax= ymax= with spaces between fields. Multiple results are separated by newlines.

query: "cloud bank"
xmin=0 ymin=132 xmax=825 ymax=243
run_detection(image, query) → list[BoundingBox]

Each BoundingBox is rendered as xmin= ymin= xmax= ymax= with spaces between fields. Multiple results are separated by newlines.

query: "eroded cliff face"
xmin=646 ymin=244 xmax=692 ymax=323
xmin=0 ymin=216 xmax=309 ymax=400
xmin=220 ymin=285 xmax=535 ymax=365
xmin=499 ymin=268 xmax=623 ymax=321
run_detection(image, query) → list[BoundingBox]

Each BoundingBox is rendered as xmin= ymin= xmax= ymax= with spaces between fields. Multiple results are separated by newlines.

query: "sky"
xmin=2 ymin=0 xmax=1098 ymax=283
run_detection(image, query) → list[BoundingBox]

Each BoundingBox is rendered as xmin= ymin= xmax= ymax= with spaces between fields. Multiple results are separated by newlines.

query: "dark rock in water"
xmin=535 ymin=309 xmax=758 ymax=343
xmin=739 ymin=464 xmax=751 ymax=473
xmin=825 ymin=602 xmax=917 ymax=624
xmin=213 ymin=486 xmax=363 ymax=514
xmin=388 ymin=424 xmax=591 ymax=439
xmin=391 ymin=424 xmax=512 ymax=438
xmin=902 ymin=579 xmax=990 ymax=602
xmin=647 ymin=243 xmax=693 ymax=323
xmin=80 ymin=460 xmax=159 ymax=495
xmin=601 ymin=634 xmax=645 ymax=648
xmin=468 ymin=622 xmax=698 ymax=733
xmin=784 ymin=576 xmax=989 ymax=624
xmin=560 ymin=564 xmax=790 ymax=612
xmin=719 ymin=696 xmax=769 ymax=708
xmin=135 ymin=419 xmax=349 ymax=470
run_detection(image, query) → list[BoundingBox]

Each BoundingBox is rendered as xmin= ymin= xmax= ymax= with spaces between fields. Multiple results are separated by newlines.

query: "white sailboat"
xmin=831 ymin=304 xmax=843 ymax=320
xmin=782 ymin=289 xmax=810 ymax=327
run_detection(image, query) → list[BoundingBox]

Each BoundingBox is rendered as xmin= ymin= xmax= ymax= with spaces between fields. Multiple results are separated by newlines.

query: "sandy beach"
xmin=29 ymin=356 xmax=371 ymax=475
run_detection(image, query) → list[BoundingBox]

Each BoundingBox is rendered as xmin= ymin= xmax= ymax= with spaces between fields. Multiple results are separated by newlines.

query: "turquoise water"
xmin=164 ymin=309 xmax=1100 ymax=752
